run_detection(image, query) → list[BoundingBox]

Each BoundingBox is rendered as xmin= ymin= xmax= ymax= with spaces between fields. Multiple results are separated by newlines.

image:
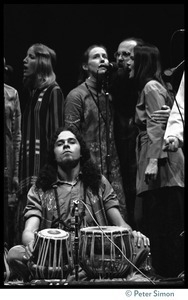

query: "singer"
xmin=64 ymin=44 xmax=127 ymax=220
xmin=127 ymin=43 xmax=184 ymax=278
xmin=7 ymin=126 xmax=150 ymax=283
xmin=109 ymin=37 xmax=145 ymax=228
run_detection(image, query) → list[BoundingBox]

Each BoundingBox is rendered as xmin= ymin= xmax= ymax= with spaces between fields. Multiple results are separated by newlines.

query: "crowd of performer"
xmin=4 ymin=37 xmax=184 ymax=284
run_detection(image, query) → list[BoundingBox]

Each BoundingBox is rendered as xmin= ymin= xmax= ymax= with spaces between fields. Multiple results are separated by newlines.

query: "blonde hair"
xmin=24 ymin=43 xmax=56 ymax=89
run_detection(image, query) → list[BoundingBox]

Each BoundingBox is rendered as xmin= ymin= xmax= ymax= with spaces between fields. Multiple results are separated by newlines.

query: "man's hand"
xmin=151 ymin=105 xmax=170 ymax=124
xmin=131 ymin=230 xmax=150 ymax=248
xmin=163 ymin=136 xmax=179 ymax=152
xmin=145 ymin=158 xmax=158 ymax=184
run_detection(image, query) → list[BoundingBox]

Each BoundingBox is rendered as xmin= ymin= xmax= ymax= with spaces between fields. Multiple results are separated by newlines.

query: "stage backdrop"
xmin=4 ymin=4 xmax=184 ymax=105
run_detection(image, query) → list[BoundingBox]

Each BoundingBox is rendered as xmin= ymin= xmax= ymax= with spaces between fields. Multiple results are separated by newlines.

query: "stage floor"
xmin=4 ymin=277 xmax=185 ymax=287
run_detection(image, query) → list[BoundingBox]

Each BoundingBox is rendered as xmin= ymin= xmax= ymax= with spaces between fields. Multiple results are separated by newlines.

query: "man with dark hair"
xmin=7 ymin=126 xmax=150 ymax=282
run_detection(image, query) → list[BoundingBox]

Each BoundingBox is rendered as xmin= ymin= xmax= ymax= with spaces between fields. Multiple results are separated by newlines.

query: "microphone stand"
xmin=4 ymin=102 xmax=9 ymax=248
xmin=73 ymin=200 xmax=79 ymax=281
xmin=102 ymin=73 xmax=111 ymax=182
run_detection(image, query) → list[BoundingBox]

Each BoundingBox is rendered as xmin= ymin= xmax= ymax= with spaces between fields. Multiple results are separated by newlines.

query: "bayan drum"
xmin=132 ymin=237 xmax=150 ymax=270
xmin=29 ymin=228 xmax=74 ymax=279
xmin=79 ymin=226 xmax=133 ymax=279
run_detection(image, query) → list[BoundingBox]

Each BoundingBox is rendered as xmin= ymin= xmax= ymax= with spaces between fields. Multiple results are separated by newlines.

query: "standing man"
xmin=110 ymin=37 xmax=144 ymax=228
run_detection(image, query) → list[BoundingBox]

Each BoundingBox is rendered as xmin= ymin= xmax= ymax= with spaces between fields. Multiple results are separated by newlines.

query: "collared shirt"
xmin=23 ymin=174 xmax=120 ymax=231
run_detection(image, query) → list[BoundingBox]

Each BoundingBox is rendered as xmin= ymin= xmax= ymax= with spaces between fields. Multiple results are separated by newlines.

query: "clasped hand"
xmin=150 ymin=105 xmax=170 ymax=124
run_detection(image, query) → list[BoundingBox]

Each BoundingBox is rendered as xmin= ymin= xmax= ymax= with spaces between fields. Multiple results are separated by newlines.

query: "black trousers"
xmin=114 ymin=118 xmax=138 ymax=228
xmin=139 ymin=186 xmax=184 ymax=278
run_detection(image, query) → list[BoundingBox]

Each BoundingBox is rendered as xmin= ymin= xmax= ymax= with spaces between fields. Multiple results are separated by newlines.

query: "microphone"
xmin=107 ymin=62 xmax=119 ymax=71
xmin=178 ymin=29 xmax=185 ymax=32
xmin=164 ymin=60 xmax=185 ymax=77
xmin=4 ymin=64 xmax=14 ymax=73
xmin=98 ymin=62 xmax=119 ymax=72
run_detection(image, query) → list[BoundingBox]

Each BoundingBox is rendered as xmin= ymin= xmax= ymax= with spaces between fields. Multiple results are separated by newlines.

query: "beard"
xmin=57 ymin=156 xmax=80 ymax=171
xmin=116 ymin=66 xmax=129 ymax=79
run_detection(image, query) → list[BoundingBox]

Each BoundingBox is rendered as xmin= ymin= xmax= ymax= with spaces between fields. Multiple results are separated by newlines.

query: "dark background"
xmin=4 ymin=3 xmax=185 ymax=101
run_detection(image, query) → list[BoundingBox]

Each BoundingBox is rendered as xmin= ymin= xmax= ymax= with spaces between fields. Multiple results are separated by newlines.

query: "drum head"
xmin=80 ymin=226 xmax=130 ymax=234
xmin=37 ymin=228 xmax=69 ymax=240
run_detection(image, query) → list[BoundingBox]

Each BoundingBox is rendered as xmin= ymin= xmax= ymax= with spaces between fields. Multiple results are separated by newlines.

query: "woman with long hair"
xmin=64 ymin=44 xmax=127 ymax=220
xmin=127 ymin=43 xmax=184 ymax=278
xmin=16 ymin=43 xmax=64 ymax=244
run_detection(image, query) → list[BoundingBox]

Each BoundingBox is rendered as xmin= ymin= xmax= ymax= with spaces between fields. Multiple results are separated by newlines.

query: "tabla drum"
xmin=79 ymin=226 xmax=133 ymax=279
xmin=29 ymin=228 xmax=74 ymax=279
xmin=131 ymin=237 xmax=150 ymax=270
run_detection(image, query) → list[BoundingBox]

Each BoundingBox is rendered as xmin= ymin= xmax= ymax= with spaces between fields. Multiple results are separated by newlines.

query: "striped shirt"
xmin=19 ymin=82 xmax=64 ymax=196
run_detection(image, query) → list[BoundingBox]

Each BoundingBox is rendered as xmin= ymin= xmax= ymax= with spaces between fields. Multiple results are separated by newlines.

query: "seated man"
xmin=7 ymin=126 xmax=150 ymax=282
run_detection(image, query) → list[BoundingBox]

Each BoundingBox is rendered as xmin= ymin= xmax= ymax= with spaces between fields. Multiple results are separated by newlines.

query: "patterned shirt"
xmin=23 ymin=174 xmax=120 ymax=231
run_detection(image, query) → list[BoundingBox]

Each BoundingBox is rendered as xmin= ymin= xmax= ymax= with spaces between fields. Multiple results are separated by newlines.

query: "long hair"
xmin=134 ymin=44 xmax=173 ymax=107
xmin=133 ymin=43 xmax=165 ymax=90
xmin=36 ymin=126 xmax=102 ymax=194
xmin=77 ymin=44 xmax=108 ymax=85
xmin=133 ymin=43 xmax=173 ymax=107
xmin=23 ymin=43 xmax=56 ymax=90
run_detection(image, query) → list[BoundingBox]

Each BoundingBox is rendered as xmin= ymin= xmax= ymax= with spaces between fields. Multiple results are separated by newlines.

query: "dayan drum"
xmin=79 ymin=226 xmax=133 ymax=279
xmin=29 ymin=228 xmax=74 ymax=279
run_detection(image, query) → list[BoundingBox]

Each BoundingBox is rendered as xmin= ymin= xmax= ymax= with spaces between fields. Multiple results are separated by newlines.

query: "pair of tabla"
xmin=29 ymin=226 xmax=150 ymax=280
